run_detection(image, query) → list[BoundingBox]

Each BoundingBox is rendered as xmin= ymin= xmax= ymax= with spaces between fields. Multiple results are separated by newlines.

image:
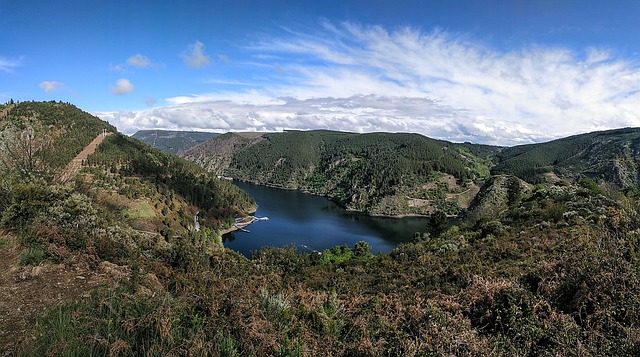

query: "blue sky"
xmin=2 ymin=0 xmax=640 ymax=145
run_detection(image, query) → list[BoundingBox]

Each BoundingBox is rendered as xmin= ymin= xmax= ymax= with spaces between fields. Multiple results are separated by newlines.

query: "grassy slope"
xmin=19 ymin=177 xmax=640 ymax=356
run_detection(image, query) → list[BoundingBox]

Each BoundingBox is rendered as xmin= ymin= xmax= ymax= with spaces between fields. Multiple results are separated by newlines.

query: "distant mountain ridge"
xmin=132 ymin=130 xmax=219 ymax=155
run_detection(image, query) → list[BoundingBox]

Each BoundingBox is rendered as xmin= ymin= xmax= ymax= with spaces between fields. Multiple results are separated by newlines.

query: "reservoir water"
xmin=222 ymin=181 xmax=430 ymax=257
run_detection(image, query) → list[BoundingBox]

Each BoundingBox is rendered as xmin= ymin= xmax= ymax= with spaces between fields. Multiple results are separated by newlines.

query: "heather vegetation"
xmin=1 ymin=102 xmax=640 ymax=355
xmin=16 ymin=176 xmax=640 ymax=356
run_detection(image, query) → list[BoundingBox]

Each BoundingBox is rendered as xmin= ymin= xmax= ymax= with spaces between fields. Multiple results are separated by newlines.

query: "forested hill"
xmin=0 ymin=100 xmax=255 ymax=268
xmin=132 ymin=130 xmax=219 ymax=155
xmin=0 ymin=100 xmax=116 ymax=170
xmin=182 ymin=130 xmax=496 ymax=216
xmin=491 ymin=127 xmax=640 ymax=186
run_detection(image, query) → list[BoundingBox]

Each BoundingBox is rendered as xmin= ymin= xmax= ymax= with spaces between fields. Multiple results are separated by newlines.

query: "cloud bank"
xmin=98 ymin=23 xmax=640 ymax=146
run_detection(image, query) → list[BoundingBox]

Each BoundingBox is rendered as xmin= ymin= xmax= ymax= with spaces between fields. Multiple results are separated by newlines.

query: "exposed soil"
xmin=53 ymin=132 xmax=113 ymax=184
xmin=0 ymin=233 xmax=126 ymax=355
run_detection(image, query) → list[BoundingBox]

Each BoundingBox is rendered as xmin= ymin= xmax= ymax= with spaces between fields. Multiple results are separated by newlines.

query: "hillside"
xmin=182 ymin=132 xmax=265 ymax=175
xmin=132 ymin=129 xmax=219 ymax=155
xmin=183 ymin=130 xmax=496 ymax=216
xmin=492 ymin=127 xmax=640 ymax=185
xmin=0 ymin=101 xmax=255 ymax=353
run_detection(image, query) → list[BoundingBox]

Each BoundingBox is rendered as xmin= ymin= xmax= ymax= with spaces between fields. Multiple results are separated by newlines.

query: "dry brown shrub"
xmin=108 ymin=338 xmax=131 ymax=357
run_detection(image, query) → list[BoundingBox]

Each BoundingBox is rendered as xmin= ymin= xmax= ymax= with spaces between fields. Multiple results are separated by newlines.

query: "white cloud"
xmin=0 ymin=56 xmax=21 ymax=73
xmin=110 ymin=54 xmax=158 ymax=72
xmin=126 ymin=54 xmax=151 ymax=68
xmin=99 ymin=23 xmax=640 ymax=145
xmin=109 ymin=64 xmax=125 ymax=72
xmin=181 ymin=41 xmax=211 ymax=68
xmin=39 ymin=81 xmax=64 ymax=93
xmin=110 ymin=78 xmax=135 ymax=95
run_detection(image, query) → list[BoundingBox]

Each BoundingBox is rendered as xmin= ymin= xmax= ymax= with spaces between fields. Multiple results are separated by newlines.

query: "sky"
xmin=2 ymin=0 xmax=640 ymax=146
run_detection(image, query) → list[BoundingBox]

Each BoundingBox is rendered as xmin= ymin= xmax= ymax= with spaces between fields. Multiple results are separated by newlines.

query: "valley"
xmin=1 ymin=101 xmax=640 ymax=355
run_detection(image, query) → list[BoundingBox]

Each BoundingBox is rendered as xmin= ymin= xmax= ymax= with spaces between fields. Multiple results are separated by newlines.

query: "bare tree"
xmin=0 ymin=122 xmax=54 ymax=181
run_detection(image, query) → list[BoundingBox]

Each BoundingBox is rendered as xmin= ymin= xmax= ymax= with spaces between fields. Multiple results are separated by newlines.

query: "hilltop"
xmin=491 ymin=127 xmax=640 ymax=186
xmin=182 ymin=127 xmax=640 ymax=217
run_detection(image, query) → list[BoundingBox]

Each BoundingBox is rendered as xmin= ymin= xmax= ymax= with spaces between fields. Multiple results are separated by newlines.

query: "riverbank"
xmin=233 ymin=179 xmax=448 ymax=218
xmin=219 ymin=215 xmax=261 ymax=236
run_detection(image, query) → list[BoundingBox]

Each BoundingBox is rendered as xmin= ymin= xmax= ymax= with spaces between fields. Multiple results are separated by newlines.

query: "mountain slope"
xmin=132 ymin=129 xmax=219 ymax=155
xmin=182 ymin=132 xmax=265 ymax=175
xmin=492 ymin=127 xmax=640 ymax=186
xmin=0 ymin=100 xmax=117 ymax=172
xmin=0 ymin=101 xmax=256 ymax=352
xmin=182 ymin=130 xmax=496 ymax=215
xmin=3 ymin=101 xmax=640 ymax=355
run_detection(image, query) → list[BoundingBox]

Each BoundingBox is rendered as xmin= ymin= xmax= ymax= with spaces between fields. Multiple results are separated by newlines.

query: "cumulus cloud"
xmin=39 ymin=81 xmax=64 ymax=93
xmin=110 ymin=78 xmax=135 ymax=95
xmin=126 ymin=54 xmax=151 ymax=68
xmin=110 ymin=54 xmax=158 ymax=72
xmin=0 ymin=56 xmax=22 ymax=73
xmin=99 ymin=23 xmax=640 ymax=145
xmin=181 ymin=41 xmax=211 ymax=68
xmin=145 ymin=97 xmax=157 ymax=106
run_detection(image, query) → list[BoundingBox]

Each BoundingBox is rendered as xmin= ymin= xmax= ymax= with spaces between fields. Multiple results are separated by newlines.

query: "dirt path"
xmin=1 ymin=132 xmax=119 ymax=354
xmin=53 ymin=132 xmax=113 ymax=184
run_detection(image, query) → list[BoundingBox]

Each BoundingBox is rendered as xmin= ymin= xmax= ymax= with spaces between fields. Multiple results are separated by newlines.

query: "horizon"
xmin=3 ymin=1 xmax=640 ymax=146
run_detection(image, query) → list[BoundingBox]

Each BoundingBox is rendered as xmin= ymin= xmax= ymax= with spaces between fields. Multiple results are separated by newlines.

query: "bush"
xmin=19 ymin=246 xmax=47 ymax=266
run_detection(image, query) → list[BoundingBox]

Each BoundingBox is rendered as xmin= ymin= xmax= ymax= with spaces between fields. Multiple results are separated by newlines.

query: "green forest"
xmin=222 ymin=130 xmax=493 ymax=215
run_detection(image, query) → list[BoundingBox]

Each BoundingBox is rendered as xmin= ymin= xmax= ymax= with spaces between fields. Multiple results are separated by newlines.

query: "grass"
xmin=125 ymin=200 xmax=157 ymax=219
xmin=19 ymin=246 xmax=47 ymax=266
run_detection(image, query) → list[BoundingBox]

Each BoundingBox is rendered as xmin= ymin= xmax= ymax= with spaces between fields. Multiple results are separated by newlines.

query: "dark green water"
xmin=222 ymin=181 xmax=429 ymax=257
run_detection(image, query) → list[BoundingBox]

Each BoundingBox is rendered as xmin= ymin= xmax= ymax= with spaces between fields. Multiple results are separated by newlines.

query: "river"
xmin=222 ymin=181 xmax=430 ymax=257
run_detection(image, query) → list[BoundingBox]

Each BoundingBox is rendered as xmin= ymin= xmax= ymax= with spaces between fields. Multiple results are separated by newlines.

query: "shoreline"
xmin=219 ymin=213 xmax=262 ymax=236
xmin=233 ymin=179 xmax=437 ymax=219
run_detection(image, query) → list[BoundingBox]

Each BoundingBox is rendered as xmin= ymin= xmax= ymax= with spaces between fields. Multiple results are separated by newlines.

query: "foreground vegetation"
xmin=13 ymin=178 xmax=640 ymax=356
